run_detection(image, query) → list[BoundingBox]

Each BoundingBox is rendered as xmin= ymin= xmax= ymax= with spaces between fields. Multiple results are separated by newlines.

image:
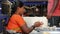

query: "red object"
xmin=48 ymin=0 xmax=60 ymax=16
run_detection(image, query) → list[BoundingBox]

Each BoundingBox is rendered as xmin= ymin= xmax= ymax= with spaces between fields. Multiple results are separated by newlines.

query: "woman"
xmin=6 ymin=1 xmax=43 ymax=34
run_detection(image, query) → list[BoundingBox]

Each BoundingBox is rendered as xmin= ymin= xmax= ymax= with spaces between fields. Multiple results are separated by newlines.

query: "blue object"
xmin=0 ymin=0 xmax=1 ymax=2
xmin=0 ymin=3 xmax=9 ymax=32
xmin=9 ymin=0 xmax=48 ymax=6
xmin=0 ymin=14 xmax=8 ymax=32
xmin=24 ymin=1 xmax=48 ymax=5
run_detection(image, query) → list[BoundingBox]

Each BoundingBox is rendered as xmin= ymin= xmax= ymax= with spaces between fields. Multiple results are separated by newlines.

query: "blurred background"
xmin=0 ymin=0 xmax=60 ymax=34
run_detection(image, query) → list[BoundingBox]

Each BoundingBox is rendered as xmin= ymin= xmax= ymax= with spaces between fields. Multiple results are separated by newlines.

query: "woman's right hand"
xmin=34 ymin=22 xmax=43 ymax=27
xmin=47 ymin=13 xmax=52 ymax=19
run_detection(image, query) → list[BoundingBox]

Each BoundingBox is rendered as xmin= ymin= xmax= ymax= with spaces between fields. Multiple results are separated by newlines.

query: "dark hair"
xmin=11 ymin=0 xmax=24 ymax=15
xmin=18 ymin=1 xmax=24 ymax=8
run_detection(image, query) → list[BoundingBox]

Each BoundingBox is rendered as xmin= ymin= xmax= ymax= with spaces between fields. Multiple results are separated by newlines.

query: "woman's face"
xmin=18 ymin=6 xmax=25 ymax=15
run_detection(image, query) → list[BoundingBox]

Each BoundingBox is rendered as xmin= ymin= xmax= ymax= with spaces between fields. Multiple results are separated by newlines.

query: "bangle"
xmin=32 ymin=25 xmax=35 ymax=29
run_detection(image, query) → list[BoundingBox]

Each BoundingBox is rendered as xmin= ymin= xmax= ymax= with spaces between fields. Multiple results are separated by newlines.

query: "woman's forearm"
xmin=50 ymin=0 xmax=59 ymax=13
xmin=21 ymin=25 xmax=35 ymax=34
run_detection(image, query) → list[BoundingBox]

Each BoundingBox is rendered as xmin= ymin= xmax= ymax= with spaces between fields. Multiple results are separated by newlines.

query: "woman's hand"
xmin=34 ymin=22 xmax=43 ymax=27
xmin=47 ymin=13 xmax=52 ymax=19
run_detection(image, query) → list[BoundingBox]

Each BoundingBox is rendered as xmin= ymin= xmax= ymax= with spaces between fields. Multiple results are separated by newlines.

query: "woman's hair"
xmin=11 ymin=0 xmax=24 ymax=15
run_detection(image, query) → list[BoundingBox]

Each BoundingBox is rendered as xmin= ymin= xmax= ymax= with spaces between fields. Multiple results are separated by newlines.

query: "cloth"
xmin=6 ymin=14 xmax=25 ymax=32
xmin=48 ymin=0 xmax=60 ymax=16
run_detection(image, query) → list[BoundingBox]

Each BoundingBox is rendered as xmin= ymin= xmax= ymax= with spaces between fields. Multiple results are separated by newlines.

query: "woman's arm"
xmin=20 ymin=22 xmax=42 ymax=34
xmin=47 ymin=0 xmax=59 ymax=19
xmin=16 ymin=15 xmax=43 ymax=34
xmin=49 ymin=0 xmax=59 ymax=13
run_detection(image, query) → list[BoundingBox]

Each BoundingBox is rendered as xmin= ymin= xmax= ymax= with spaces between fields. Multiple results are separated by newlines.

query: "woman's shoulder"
xmin=11 ymin=14 xmax=22 ymax=19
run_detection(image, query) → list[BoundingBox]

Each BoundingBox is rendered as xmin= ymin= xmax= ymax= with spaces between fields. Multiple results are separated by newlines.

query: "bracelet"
xmin=32 ymin=25 xmax=35 ymax=29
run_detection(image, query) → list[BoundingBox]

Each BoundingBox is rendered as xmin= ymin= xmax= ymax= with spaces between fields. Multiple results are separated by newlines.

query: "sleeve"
xmin=15 ymin=15 xmax=25 ymax=27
